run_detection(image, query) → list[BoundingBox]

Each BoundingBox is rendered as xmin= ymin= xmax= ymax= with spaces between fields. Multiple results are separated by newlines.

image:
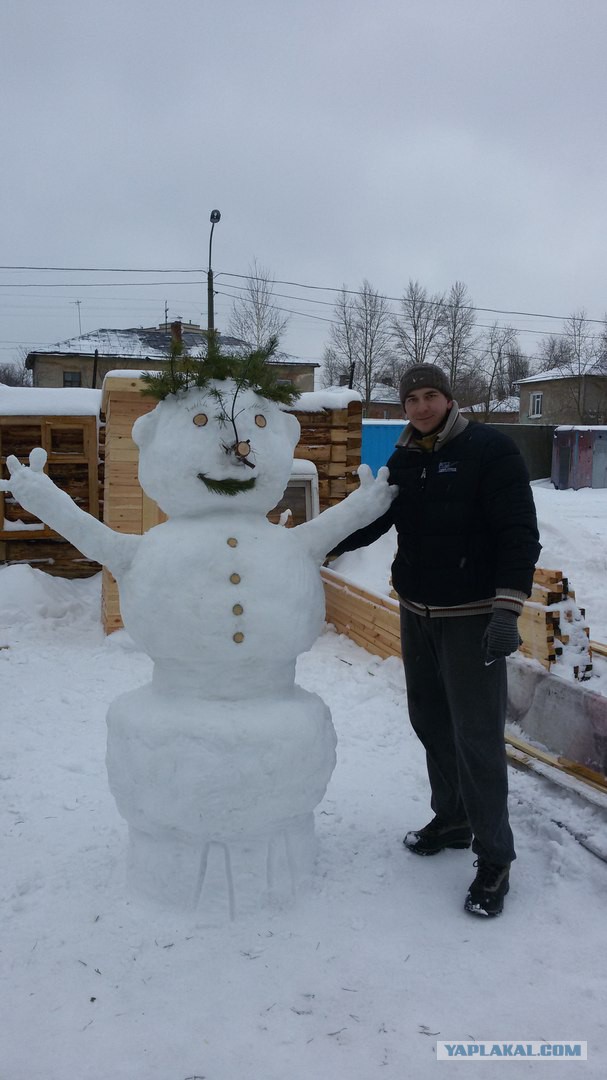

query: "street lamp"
xmin=207 ymin=209 xmax=221 ymax=334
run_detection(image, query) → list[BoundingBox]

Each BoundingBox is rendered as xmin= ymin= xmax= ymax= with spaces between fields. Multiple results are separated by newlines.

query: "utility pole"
xmin=75 ymin=299 xmax=82 ymax=335
xmin=207 ymin=209 xmax=221 ymax=334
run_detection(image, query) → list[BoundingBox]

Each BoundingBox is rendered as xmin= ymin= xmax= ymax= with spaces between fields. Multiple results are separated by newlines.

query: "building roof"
xmin=517 ymin=359 xmax=607 ymax=385
xmin=324 ymin=382 xmax=400 ymax=403
xmin=463 ymin=395 xmax=520 ymax=414
xmin=370 ymin=382 xmax=401 ymax=404
xmin=26 ymin=324 xmax=317 ymax=367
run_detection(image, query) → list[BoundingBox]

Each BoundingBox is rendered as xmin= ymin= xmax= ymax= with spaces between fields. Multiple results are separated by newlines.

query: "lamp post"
xmin=207 ymin=209 xmax=221 ymax=334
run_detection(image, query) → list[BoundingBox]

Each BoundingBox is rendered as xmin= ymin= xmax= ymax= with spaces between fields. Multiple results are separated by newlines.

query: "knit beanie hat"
xmin=399 ymin=364 xmax=453 ymax=404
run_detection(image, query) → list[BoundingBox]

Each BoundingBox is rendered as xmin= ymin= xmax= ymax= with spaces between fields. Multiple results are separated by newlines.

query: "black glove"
xmin=482 ymin=609 xmax=521 ymax=662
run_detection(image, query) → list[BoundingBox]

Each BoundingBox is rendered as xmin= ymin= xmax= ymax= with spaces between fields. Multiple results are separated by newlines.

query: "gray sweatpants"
xmin=400 ymin=607 xmax=516 ymax=866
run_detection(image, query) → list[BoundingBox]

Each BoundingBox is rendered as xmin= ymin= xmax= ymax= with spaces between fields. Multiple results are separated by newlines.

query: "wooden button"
xmin=227 ymin=537 xmax=238 ymax=547
xmin=229 ymin=573 xmax=241 ymax=584
xmin=232 ymin=604 xmax=243 ymax=615
xmin=233 ymin=632 xmax=245 ymax=643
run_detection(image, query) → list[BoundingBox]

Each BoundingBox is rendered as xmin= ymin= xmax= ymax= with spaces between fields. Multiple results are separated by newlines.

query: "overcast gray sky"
xmin=1 ymin=0 xmax=606 ymax=369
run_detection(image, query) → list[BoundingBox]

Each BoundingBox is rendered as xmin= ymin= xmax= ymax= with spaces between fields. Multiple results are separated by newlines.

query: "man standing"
xmin=331 ymin=364 xmax=540 ymax=917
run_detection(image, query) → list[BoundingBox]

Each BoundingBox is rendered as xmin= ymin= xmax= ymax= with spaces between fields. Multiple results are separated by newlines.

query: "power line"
xmin=0 ymin=264 xmax=604 ymax=326
xmin=218 ymin=272 xmax=607 ymax=327
xmin=0 ymin=279 xmax=206 ymax=288
xmin=0 ymin=265 xmax=204 ymax=273
xmin=215 ymin=285 xmax=580 ymax=344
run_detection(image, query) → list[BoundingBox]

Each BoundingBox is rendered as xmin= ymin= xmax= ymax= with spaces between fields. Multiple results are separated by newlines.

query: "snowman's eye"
xmin=193 ymin=413 xmax=208 ymax=427
xmin=255 ymin=414 xmax=267 ymax=428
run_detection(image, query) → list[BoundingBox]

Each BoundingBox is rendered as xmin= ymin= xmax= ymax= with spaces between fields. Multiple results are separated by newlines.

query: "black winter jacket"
xmin=333 ymin=421 xmax=541 ymax=608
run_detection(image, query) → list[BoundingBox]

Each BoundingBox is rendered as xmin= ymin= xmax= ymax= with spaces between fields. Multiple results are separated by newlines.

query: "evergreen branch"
xmin=197 ymin=475 xmax=257 ymax=496
xmin=140 ymin=337 xmax=299 ymax=405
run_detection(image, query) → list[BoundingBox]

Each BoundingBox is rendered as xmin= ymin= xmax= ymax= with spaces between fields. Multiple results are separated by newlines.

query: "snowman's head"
xmin=132 ymin=380 xmax=301 ymax=517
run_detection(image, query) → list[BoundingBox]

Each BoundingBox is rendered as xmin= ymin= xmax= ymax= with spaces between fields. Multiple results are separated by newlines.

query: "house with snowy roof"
xmin=460 ymin=395 xmax=520 ymax=424
xmin=25 ymin=321 xmax=319 ymax=393
xmin=516 ymin=360 xmax=607 ymax=425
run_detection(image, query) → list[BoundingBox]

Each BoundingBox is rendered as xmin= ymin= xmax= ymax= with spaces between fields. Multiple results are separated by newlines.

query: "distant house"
xmin=328 ymin=381 xmax=402 ymax=419
xmin=460 ymin=395 xmax=520 ymax=424
xmin=516 ymin=362 xmax=607 ymax=425
xmin=364 ymin=383 xmax=403 ymax=419
xmin=26 ymin=321 xmax=319 ymax=393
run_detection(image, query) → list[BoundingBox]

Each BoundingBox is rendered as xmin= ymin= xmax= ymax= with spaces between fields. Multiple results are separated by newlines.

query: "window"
xmin=530 ymin=391 xmax=543 ymax=418
xmin=63 ymin=371 xmax=82 ymax=387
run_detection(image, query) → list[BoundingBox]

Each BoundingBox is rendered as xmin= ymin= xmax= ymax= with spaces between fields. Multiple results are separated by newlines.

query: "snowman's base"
xmin=106 ymin=681 xmax=336 ymax=913
xmin=126 ymin=812 xmax=317 ymax=916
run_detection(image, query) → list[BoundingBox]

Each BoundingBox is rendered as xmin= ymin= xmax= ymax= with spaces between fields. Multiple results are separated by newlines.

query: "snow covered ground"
xmin=2 ymin=480 xmax=607 ymax=1078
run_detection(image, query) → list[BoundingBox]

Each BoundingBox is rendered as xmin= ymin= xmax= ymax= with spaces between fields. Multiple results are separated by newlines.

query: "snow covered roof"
xmin=293 ymin=388 xmax=361 ymax=411
xmin=463 ymin=395 xmax=520 ymax=414
xmin=517 ymin=360 xmax=607 ymax=384
xmin=556 ymin=424 xmax=607 ymax=432
xmin=27 ymin=326 xmax=316 ymax=367
xmin=323 ymin=382 xmax=400 ymax=404
xmin=0 ymin=386 xmax=102 ymax=416
xmin=369 ymin=383 xmax=401 ymax=403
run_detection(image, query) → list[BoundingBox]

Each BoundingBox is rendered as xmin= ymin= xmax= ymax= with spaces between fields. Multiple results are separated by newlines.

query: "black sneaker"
xmin=403 ymin=816 xmax=472 ymax=856
xmin=464 ymin=859 xmax=510 ymax=917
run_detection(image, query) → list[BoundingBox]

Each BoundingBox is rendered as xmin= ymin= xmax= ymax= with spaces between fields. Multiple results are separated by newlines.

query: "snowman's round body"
xmin=106 ymin=381 xmax=337 ymax=915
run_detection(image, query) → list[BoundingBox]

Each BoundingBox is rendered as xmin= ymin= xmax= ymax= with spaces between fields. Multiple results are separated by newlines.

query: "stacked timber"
xmin=322 ymin=567 xmax=401 ymax=660
xmin=0 ymin=414 xmax=101 ymax=578
xmin=292 ymin=401 xmax=362 ymax=510
xmin=101 ymin=377 xmax=162 ymax=632
xmin=519 ymin=568 xmax=592 ymax=680
xmin=324 ymin=566 xmax=594 ymax=682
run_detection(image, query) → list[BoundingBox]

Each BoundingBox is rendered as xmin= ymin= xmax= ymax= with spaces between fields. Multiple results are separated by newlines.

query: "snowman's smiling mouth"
xmin=197 ymin=473 xmax=257 ymax=496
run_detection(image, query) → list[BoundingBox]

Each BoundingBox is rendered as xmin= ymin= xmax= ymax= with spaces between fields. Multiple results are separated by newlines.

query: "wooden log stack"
xmin=324 ymin=566 xmax=595 ymax=682
xmin=292 ymin=401 xmax=362 ymax=510
xmin=0 ymin=414 xmax=101 ymax=578
xmin=519 ymin=568 xmax=592 ymax=680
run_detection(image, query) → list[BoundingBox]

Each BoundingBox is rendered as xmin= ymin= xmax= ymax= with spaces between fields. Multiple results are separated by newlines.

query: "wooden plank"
xmin=534 ymin=568 xmax=564 ymax=586
xmin=294 ymin=445 xmax=331 ymax=463
xmin=506 ymin=732 xmax=607 ymax=794
xmin=325 ymin=597 xmax=401 ymax=651
xmin=322 ymin=569 xmax=400 ymax=613
xmin=330 ymin=444 xmax=347 ymax=464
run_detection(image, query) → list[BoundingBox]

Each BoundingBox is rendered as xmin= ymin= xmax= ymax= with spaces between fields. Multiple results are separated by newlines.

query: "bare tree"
xmin=538 ymin=310 xmax=602 ymax=420
xmin=0 ymin=357 xmax=32 ymax=386
xmin=476 ymin=323 xmax=518 ymax=420
xmin=537 ymin=333 xmax=573 ymax=372
xmin=504 ymin=347 xmax=530 ymax=396
xmin=438 ymin=281 xmax=478 ymax=393
xmin=321 ymin=280 xmax=394 ymax=408
xmin=227 ymin=259 xmax=290 ymax=351
xmin=391 ymin=279 xmax=446 ymax=371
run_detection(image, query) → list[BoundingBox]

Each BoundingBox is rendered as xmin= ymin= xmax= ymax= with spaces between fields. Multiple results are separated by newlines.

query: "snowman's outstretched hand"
xmin=1 ymin=449 xmax=138 ymax=577
xmin=351 ymin=464 xmax=396 ymax=517
xmin=296 ymin=463 xmax=398 ymax=562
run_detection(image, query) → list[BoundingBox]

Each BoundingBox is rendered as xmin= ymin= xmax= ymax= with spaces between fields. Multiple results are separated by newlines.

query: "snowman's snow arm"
xmin=295 ymin=465 xmax=398 ymax=563
xmin=0 ymin=449 xmax=139 ymax=577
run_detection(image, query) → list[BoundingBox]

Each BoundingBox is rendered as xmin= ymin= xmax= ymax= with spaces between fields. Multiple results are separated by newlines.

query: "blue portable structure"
xmin=361 ymin=420 xmax=405 ymax=475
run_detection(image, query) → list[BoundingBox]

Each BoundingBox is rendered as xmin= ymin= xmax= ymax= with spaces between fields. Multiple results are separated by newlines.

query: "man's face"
xmin=403 ymin=388 xmax=453 ymax=434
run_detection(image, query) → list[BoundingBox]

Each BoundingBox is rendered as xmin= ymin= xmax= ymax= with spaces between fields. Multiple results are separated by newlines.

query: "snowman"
xmin=1 ymin=362 xmax=395 ymax=914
